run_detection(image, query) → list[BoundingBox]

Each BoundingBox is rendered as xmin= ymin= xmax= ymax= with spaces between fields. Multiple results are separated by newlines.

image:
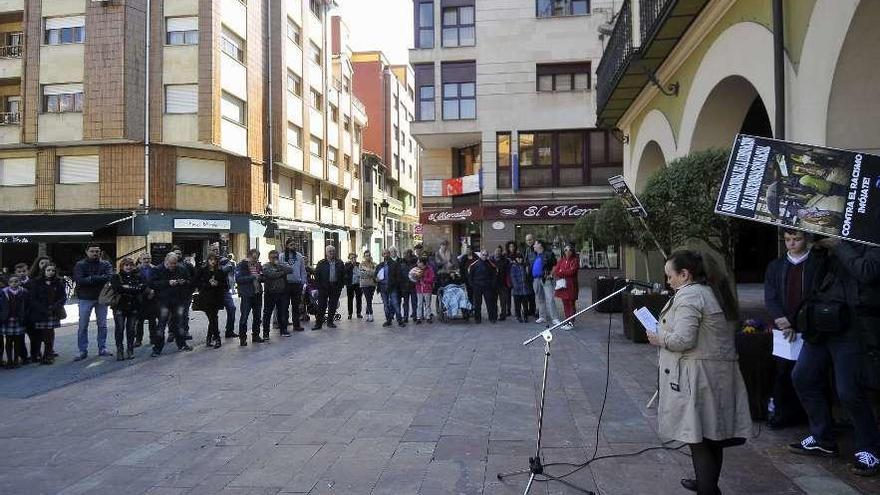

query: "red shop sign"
xmin=419 ymin=207 xmax=483 ymax=224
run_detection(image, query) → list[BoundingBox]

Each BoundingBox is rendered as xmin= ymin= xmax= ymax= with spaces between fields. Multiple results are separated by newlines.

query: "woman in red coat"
xmin=553 ymin=245 xmax=580 ymax=330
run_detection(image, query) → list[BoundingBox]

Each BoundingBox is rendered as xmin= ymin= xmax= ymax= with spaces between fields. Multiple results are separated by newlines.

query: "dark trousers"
xmin=113 ymin=311 xmax=137 ymax=353
xmin=181 ymin=295 xmax=193 ymax=335
xmin=362 ymin=286 xmax=375 ymax=315
xmin=263 ymin=292 xmax=289 ymax=335
xmin=316 ymin=286 xmax=342 ymax=326
xmin=137 ymin=316 xmax=156 ymax=344
xmin=346 ymin=284 xmax=362 ymax=317
xmin=286 ymin=282 xmax=303 ymax=329
xmin=42 ymin=328 xmax=56 ymax=358
xmin=26 ymin=324 xmax=41 ymax=360
xmin=472 ymin=286 xmax=498 ymax=322
xmin=156 ymin=303 xmax=186 ymax=352
xmin=514 ymin=295 xmax=527 ymax=319
xmin=526 ymin=293 xmax=536 ymax=317
xmin=690 ymin=440 xmax=724 ymax=494
xmin=222 ymin=291 xmax=236 ymax=334
xmin=792 ymin=331 xmax=880 ymax=452
xmin=401 ymin=291 xmax=417 ymax=320
xmin=205 ymin=309 xmax=220 ymax=343
xmin=238 ymin=294 xmax=263 ymax=336
xmin=498 ymin=286 xmax=511 ymax=318
xmin=771 ymin=357 xmax=805 ymax=425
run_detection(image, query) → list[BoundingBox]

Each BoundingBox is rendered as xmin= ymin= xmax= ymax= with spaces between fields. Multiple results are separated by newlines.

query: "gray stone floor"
xmin=0 ymin=286 xmax=876 ymax=494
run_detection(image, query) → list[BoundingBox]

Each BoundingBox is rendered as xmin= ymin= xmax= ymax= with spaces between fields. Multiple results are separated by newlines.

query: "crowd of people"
xmin=0 ymin=233 xmax=583 ymax=367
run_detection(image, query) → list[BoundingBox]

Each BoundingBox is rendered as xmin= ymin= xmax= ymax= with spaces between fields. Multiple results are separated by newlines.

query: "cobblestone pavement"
xmin=0 ymin=286 xmax=876 ymax=494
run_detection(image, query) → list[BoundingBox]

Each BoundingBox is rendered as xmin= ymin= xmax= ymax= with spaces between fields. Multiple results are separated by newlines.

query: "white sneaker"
xmin=562 ymin=322 xmax=574 ymax=330
xmin=552 ymin=319 xmax=561 ymax=326
xmin=535 ymin=317 xmax=546 ymax=324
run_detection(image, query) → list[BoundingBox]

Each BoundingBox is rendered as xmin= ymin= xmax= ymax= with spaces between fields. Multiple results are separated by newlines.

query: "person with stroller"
xmin=359 ymin=252 xmax=377 ymax=322
xmin=468 ymin=250 xmax=498 ymax=324
xmin=313 ymin=245 xmax=345 ymax=331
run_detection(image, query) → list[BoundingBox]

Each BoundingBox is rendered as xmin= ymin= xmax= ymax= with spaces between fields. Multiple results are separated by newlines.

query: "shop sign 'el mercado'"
xmin=715 ymin=134 xmax=880 ymax=246
xmin=421 ymin=208 xmax=480 ymax=223
xmin=483 ymin=204 xmax=596 ymax=220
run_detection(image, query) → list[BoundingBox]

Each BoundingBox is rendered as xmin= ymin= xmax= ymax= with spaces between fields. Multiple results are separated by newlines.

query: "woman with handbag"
xmin=358 ymin=252 xmax=377 ymax=322
xmin=553 ymin=245 xmax=580 ymax=330
xmin=195 ymin=254 xmax=229 ymax=349
xmin=647 ymin=250 xmax=752 ymax=494
xmin=29 ymin=263 xmax=67 ymax=365
xmin=110 ymin=258 xmax=146 ymax=360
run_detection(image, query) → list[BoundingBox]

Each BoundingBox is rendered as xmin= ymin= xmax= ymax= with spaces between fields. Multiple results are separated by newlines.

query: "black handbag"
xmin=191 ymin=291 xmax=205 ymax=312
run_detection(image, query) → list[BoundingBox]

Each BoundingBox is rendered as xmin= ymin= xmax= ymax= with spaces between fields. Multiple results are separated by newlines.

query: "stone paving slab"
xmin=0 ymin=286 xmax=876 ymax=494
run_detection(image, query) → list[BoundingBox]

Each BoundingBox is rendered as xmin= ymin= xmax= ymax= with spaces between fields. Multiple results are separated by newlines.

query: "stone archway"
xmin=634 ymin=140 xmax=665 ymax=193
xmin=826 ymin=0 xmax=880 ymax=153
xmin=689 ymin=75 xmax=762 ymax=152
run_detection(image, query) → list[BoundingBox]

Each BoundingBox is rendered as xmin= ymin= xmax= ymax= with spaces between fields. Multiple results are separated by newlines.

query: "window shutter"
xmin=177 ymin=157 xmax=226 ymax=187
xmin=279 ymin=175 xmax=293 ymax=198
xmin=165 ymin=85 xmax=198 ymax=113
xmin=43 ymin=83 xmax=83 ymax=96
xmin=441 ymin=61 xmax=475 ymax=83
xmin=45 ymin=16 xmax=85 ymax=30
xmin=166 ymin=16 xmax=198 ymax=32
xmin=0 ymin=158 xmax=36 ymax=186
xmin=59 ymin=155 xmax=99 ymax=184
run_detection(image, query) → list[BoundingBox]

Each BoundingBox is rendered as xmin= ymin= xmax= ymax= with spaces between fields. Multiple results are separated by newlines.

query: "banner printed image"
xmin=716 ymin=134 xmax=880 ymax=246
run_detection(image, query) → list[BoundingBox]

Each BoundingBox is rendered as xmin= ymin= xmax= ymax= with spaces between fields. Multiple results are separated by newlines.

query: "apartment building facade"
xmin=0 ymin=0 xmax=366 ymax=271
xmin=409 ymin=0 xmax=623 ymax=265
xmin=352 ymin=51 xmax=420 ymax=259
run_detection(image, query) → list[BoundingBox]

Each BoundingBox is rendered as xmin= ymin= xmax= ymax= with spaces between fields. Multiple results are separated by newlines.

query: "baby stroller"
xmin=299 ymin=273 xmax=342 ymax=323
xmin=436 ymin=273 xmax=472 ymax=323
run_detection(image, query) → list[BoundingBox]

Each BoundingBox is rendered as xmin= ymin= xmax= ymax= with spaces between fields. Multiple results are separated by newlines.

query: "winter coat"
xmin=137 ymin=265 xmax=160 ymax=318
xmin=656 ymin=283 xmax=752 ymax=444
xmin=376 ymin=258 xmax=407 ymax=293
xmin=149 ymin=265 xmax=193 ymax=306
xmin=509 ymin=263 xmax=532 ymax=296
xmin=315 ymin=258 xmax=345 ymax=291
xmin=358 ymin=260 xmax=377 ymax=288
xmin=262 ymin=262 xmax=293 ymax=294
xmin=763 ymin=250 xmax=824 ymax=327
xmin=195 ymin=267 xmax=229 ymax=312
xmin=110 ymin=271 xmax=146 ymax=315
xmin=72 ymin=257 xmax=113 ymax=300
xmin=459 ymin=255 xmax=478 ymax=284
xmin=415 ymin=265 xmax=435 ymax=294
xmin=0 ymin=287 xmax=29 ymax=325
xmin=235 ymin=260 xmax=264 ymax=298
xmin=493 ymin=255 xmax=511 ymax=289
xmin=279 ymin=249 xmax=307 ymax=284
xmin=815 ymin=243 xmax=880 ymax=316
xmin=29 ymin=277 xmax=68 ymax=323
xmin=401 ymin=256 xmax=417 ymax=294
xmin=527 ymin=251 xmax=556 ymax=282
xmin=343 ymin=261 xmax=360 ymax=286
xmin=553 ymin=255 xmax=580 ymax=301
xmin=468 ymin=259 xmax=497 ymax=289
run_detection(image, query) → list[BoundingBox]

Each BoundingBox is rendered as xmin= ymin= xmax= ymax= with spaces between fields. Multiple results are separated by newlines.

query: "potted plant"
xmin=735 ymin=319 xmax=774 ymax=420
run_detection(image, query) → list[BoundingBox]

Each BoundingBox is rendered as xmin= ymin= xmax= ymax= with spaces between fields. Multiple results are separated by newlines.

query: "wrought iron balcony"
xmin=0 ymin=111 xmax=20 ymax=125
xmin=595 ymin=0 xmax=633 ymax=118
xmin=0 ymin=44 xmax=21 ymax=58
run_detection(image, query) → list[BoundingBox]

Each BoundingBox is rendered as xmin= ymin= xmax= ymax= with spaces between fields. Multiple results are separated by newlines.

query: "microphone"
xmin=625 ymin=279 xmax=655 ymax=290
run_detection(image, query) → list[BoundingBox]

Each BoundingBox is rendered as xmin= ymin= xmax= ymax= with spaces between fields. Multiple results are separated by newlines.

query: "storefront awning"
xmin=0 ymin=213 xmax=133 ymax=243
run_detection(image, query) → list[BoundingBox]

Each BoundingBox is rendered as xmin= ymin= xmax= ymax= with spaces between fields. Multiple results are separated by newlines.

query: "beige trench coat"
xmin=656 ymin=283 xmax=753 ymax=444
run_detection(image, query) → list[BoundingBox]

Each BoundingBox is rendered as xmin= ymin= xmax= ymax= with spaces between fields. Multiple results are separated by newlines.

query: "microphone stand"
xmin=496 ymin=285 xmax=633 ymax=494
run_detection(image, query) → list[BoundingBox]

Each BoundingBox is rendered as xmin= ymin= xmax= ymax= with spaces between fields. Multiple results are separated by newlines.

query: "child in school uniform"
xmin=1 ymin=275 xmax=30 ymax=368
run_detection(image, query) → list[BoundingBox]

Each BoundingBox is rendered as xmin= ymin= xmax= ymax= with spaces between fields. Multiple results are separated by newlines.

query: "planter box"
xmin=591 ymin=276 xmax=627 ymax=313
xmin=736 ymin=332 xmax=775 ymax=420
xmin=622 ymin=292 xmax=671 ymax=343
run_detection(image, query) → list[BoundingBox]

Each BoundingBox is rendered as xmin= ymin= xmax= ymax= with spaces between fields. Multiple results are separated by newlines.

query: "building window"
xmin=329 ymin=103 xmax=338 ymax=123
xmin=454 ymin=144 xmax=480 ymax=176
xmin=310 ymin=135 xmax=322 ymax=157
xmin=176 ymin=157 xmax=225 ymax=187
xmin=418 ymin=87 xmax=434 ymax=121
xmin=287 ymin=71 xmax=302 ymax=96
xmin=392 ymin=124 xmax=399 ymax=141
xmin=343 ymin=115 xmax=351 ymax=132
xmin=279 ymin=175 xmax=294 ymax=199
xmin=0 ymin=158 xmax=35 ymax=186
xmin=351 ymin=198 xmax=360 ymax=215
xmin=309 ymin=0 xmax=323 ymax=19
xmin=415 ymin=1 xmax=434 ymax=48
xmin=442 ymin=82 xmax=475 ymax=120
xmin=496 ymin=132 xmax=511 ymax=189
xmin=302 ymin=182 xmax=316 ymax=203
xmin=221 ymin=29 xmax=245 ymax=63
xmin=309 ymin=88 xmax=322 ymax=110
xmin=309 ymin=41 xmax=322 ymax=66
xmin=166 ymin=17 xmax=198 ymax=45
xmin=513 ymin=129 xmax=620 ymax=188
xmin=536 ymin=0 xmax=590 ymax=17
xmin=165 ymin=84 xmax=198 ymax=114
xmin=328 ymin=146 xmax=337 ymax=167
xmin=442 ymin=5 xmax=475 ymax=47
xmin=343 ymin=154 xmax=351 ymax=171
xmin=44 ymin=16 xmax=85 ymax=45
xmin=537 ymin=62 xmax=591 ymax=92
xmin=3 ymin=96 xmax=20 ymax=124
xmin=287 ymin=123 xmax=302 ymax=147
xmin=220 ymin=92 xmax=246 ymax=125
xmin=58 ymin=155 xmax=99 ymax=184
xmin=43 ymin=84 xmax=84 ymax=113
xmin=286 ymin=17 xmax=301 ymax=46
xmin=342 ymin=75 xmax=351 ymax=93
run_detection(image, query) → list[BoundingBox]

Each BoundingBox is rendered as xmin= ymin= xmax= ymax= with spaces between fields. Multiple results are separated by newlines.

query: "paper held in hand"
xmin=772 ymin=329 xmax=804 ymax=361
xmin=634 ymin=307 xmax=659 ymax=335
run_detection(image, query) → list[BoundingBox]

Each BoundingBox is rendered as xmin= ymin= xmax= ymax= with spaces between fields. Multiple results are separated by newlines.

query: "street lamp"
xmin=379 ymin=199 xmax=389 ymax=250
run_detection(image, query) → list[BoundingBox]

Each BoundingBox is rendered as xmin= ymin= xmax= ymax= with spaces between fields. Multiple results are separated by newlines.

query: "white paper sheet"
xmin=772 ymin=329 xmax=803 ymax=361
xmin=633 ymin=306 xmax=659 ymax=335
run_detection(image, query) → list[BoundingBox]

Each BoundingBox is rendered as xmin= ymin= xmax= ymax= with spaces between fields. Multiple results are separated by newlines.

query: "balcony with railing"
xmin=0 ymin=40 xmax=22 ymax=79
xmin=595 ymin=0 xmax=709 ymax=128
xmin=0 ymin=110 xmax=20 ymax=144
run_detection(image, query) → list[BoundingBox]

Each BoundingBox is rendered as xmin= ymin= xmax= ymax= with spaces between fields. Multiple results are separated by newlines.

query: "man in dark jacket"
xmin=72 ymin=243 xmax=114 ymax=360
xmin=235 ymin=249 xmax=264 ymax=345
xmin=789 ymin=238 xmax=880 ymax=476
xmin=171 ymin=247 xmax=196 ymax=341
xmin=468 ymin=250 xmax=498 ymax=323
xmin=763 ymin=229 xmax=819 ymax=429
xmin=377 ymin=247 xmax=406 ymax=328
xmin=493 ymin=246 xmax=512 ymax=321
xmin=280 ymin=238 xmax=308 ymax=331
xmin=262 ymin=250 xmax=293 ymax=339
xmin=210 ymin=242 xmax=238 ymax=338
xmin=343 ymin=253 xmax=362 ymax=319
xmin=313 ymin=245 xmax=345 ymax=330
xmin=148 ymin=253 xmax=193 ymax=356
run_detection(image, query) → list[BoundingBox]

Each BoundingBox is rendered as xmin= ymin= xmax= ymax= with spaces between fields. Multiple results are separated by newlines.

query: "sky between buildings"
xmin=337 ymin=0 xmax=413 ymax=65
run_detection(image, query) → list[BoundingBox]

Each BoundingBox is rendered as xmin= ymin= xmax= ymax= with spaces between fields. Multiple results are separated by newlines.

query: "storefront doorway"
xmin=172 ymin=233 xmax=220 ymax=267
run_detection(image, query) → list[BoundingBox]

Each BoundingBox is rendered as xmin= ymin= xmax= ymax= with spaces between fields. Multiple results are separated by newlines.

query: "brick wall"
xmin=34 ymin=149 xmax=57 ymax=211
xmin=99 ymin=144 xmax=145 ymax=209
xmin=246 ymin=0 xmax=263 ymax=163
xmin=149 ymin=144 xmax=177 ymax=209
xmin=22 ymin=0 xmax=41 ymax=144
xmin=148 ymin=0 xmax=164 ymax=142
xmin=198 ymin=0 xmax=220 ymax=144
xmin=227 ymin=156 xmax=263 ymax=214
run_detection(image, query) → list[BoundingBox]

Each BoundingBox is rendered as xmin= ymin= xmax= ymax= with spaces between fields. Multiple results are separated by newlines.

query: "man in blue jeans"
xmin=72 ymin=243 xmax=114 ymax=360
xmin=210 ymin=242 xmax=238 ymax=338
xmin=377 ymin=247 xmax=406 ymax=328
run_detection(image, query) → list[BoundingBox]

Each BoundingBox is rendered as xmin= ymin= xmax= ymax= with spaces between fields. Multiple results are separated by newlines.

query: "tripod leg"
xmin=523 ymin=472 xmax=535 ymax=495
xmin=539 ymin=472 xmax=596 ymax=494
xmin=497 ymin=467 xmax=531 ymax=480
